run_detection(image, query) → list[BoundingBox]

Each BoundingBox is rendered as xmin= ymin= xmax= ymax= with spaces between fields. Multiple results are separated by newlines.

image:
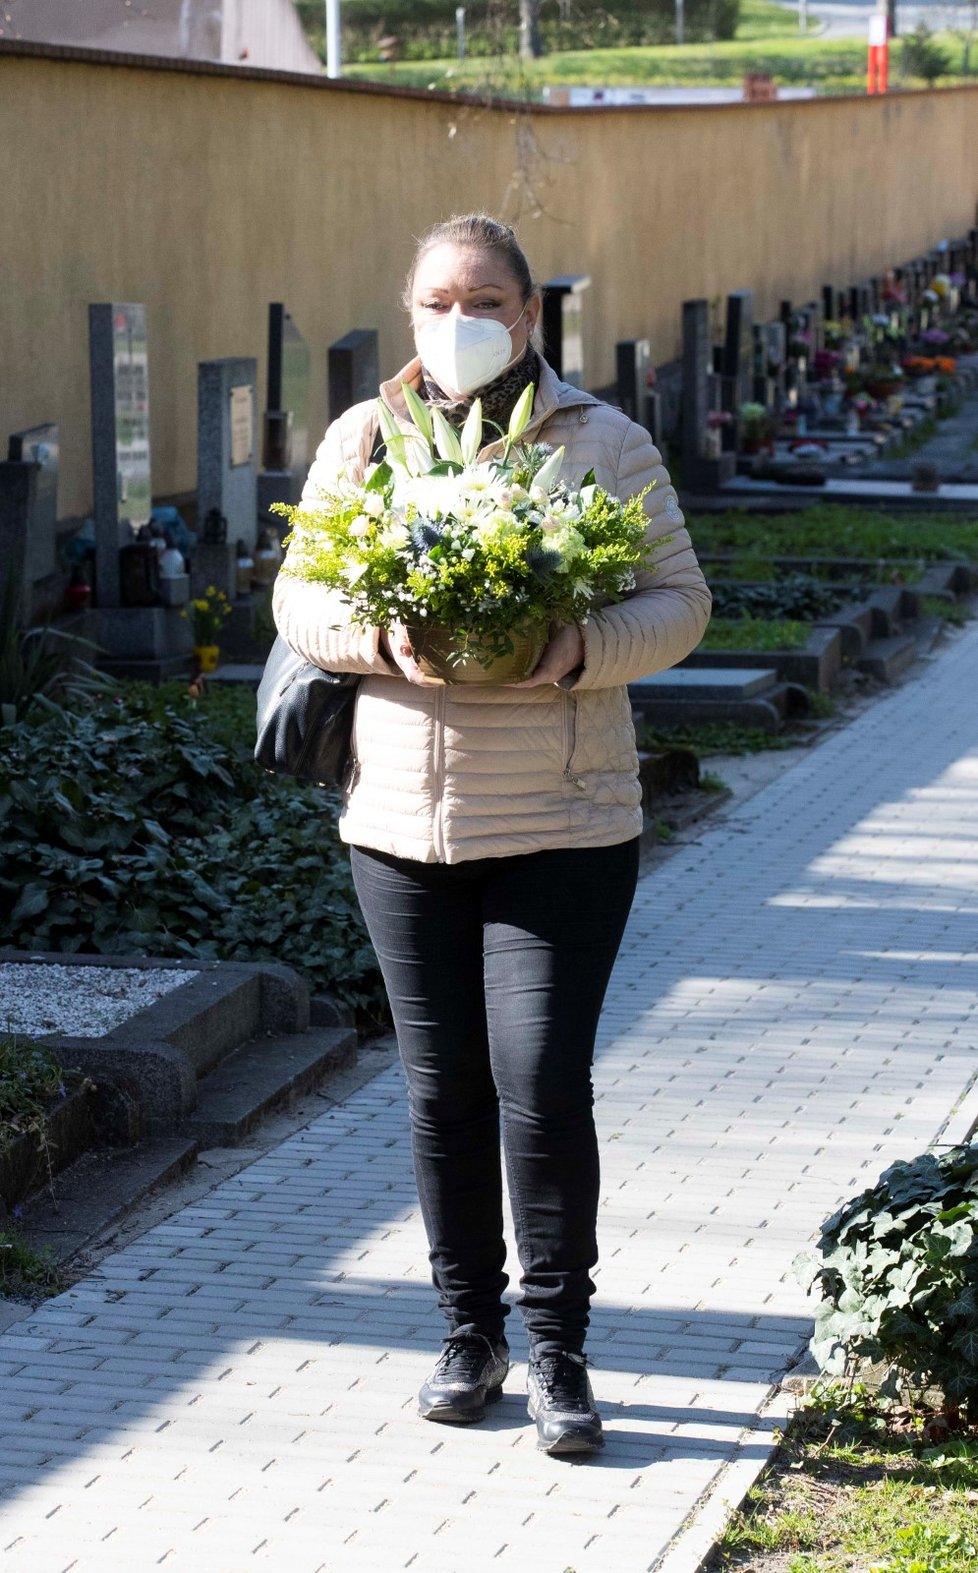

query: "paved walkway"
xmin=3 ymin=624 xmax=978 ymax=1573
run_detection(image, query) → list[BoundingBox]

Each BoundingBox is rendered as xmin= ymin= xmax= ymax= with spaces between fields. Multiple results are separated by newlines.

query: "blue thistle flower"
xmin=527 ymin=546 xmax=563 ymax=581
xmin=409 ymin=520 xmax=445 ymax=553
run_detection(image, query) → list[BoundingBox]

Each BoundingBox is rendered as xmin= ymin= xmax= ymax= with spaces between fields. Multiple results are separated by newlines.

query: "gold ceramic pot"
xmin=405 ymin=623 xmax=547 ymax=685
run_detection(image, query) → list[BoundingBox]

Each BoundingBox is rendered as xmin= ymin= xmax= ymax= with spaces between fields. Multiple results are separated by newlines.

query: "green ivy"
xmin=796 ymin=1144 xmax=978 ymax=1414
xmin=0 ymin=688 xmax=383 ymax=1013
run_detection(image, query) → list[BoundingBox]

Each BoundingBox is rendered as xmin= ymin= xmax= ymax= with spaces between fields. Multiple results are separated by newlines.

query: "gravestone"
xmin=0 ymin=424 xmax=59 ymax=622
xmin=196 ymin=357 xmax=258 ymax=597
xmin=89 ymin=303 xmax=153 ymax=609
xmin=541 ymin=275 xmax=590 ymax=387
xmin=682 ymin=298 xmax=734 ymax=488
xmin=822 ymin=285 xmax=839 ymax=323
xmin=88 ymin=304 xmax=192 ymax=675
xmin=259 ymin=305 xmax=311 ymax=527
xmin=328 ymin=328 xmax=380 ymax=422
xmin=753 ymin=323 xmax=785 ymax=408
xmin=651 ymin=359 xmax=683 ymax=448
xmin=724 ymin=290 xmax=755 ymax=410
xmin=615 ymin=338 xmax=652 ymax=427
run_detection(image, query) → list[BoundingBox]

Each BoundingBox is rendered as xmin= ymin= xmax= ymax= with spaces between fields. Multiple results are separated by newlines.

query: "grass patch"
xmin=699 ymin=615 xmax=811 ymax=651
xmin=342 ymin=15 xmax=975 ymax=97
xmin=919 ymin=594 xmax=973 ymax=627
xmin=344 ymin=31 xmax=873 ymax=94
xmin=0 ymin=1224 xmax=67 ymax=1299
xmin=710 ymin=1387 xmax=978 ymax=1573
xmin=687 ymin=505 xmax=978 ymax=565
xmin=636 ymin=720 xmax=803 ymax=755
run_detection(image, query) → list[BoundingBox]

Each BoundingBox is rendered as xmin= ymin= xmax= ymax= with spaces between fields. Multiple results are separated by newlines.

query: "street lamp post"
xmin=325 ymin=0 xmax=340 ymax=78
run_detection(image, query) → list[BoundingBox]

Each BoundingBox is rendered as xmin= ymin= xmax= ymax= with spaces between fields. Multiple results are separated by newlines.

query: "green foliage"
xmin=870 ymin=1524 xmax=978 ymax=1573
xmin=0 ymin=1225 xmax=67 ymax=1299
xmin=0 ymin=687 xmax=382 ymax=1013
xmin=901 ymin=22 xmax=952 ymax=82
xmin=920 ymin=595 xmax=972 ymax=627
xmin=710 ymin=575 xmax=850 ymax=621
xmin=0 ymin=1036 xmax=65 ymax=1147
xmin=699 ymin=615 xmax=811 ymax=651
xmin=299 ymin=0 xmax=744 ymax=64
xmin=636 ymin=720 xmax=801 ymax=755
xmin=279 ymin=402 xmax=656 ymax=667
xmin=795 ymin=1144 xmax=978 ymax=1411
xmin=0 ymin=573 xmax=113 ymax=727
xmin=688 ymin=505 xmax=978 ymax=565
xmin=0 ymin=1032 xmax=82 ymax=1212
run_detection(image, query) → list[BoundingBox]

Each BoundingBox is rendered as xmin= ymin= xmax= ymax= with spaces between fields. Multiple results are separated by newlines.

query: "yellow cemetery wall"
xmin=3 ymin=41 xmax=978 ymax=517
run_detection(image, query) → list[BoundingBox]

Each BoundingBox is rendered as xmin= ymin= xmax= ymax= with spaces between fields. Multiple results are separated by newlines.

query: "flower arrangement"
xmin=274 ymin=384 xmax=658 ymax=675
xmin=183 ymin=586 xmax=232 ymax=646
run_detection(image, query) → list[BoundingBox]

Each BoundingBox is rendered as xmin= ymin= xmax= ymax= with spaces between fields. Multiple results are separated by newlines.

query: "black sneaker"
xmin=527 ymin=1350 xmax=604 ymax=1455
xmin=418 ymin=1332 xmax=509 ymax=1424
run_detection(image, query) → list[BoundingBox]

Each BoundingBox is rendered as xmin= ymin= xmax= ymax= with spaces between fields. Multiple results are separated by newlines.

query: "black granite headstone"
xmin=3 ymin=424 xmax=58 ymax=599
xmin=541 ymin=275 xmax=591 ymax=388
xmin=328 ymin=329 xmax=380 ymax=423
xmin=724 ymin=291 xmax=755 ymax=409
xmin=615 ymin=338 xmax=652 ymax=427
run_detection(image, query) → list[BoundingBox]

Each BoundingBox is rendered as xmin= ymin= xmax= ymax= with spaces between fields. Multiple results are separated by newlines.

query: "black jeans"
xmin=350 ymin=839 xmax=640 ymax=1354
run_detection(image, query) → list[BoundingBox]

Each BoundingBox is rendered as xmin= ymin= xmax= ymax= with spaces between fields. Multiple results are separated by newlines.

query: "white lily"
xmin=508 ymin=382 xmax=536 ymax=444
xmin=401 ymin=381 xmax=434 ymax=448
xmin=460 ymin=398 xmax=484 ymax=466
xmin=531 ymin=445 xmax=565 ymax=492
xmin=432 ymin=407 xmax=464 ymax=466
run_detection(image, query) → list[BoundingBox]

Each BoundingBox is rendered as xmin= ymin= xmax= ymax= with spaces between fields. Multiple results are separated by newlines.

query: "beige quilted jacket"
xmin=273 ymin=355 xmax=711 ymax=863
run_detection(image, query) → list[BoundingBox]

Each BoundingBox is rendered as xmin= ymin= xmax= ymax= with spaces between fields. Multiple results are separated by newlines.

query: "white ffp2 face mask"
xmin=414 ymin=304 xmax=529 ymax=396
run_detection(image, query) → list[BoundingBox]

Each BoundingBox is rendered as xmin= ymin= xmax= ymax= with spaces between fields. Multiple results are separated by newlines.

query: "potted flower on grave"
xmin=738 ymin=401 xmax=772 ymax=456
xmin=273 ymin=384 xmax=660 ymax=685
xmin=704 ymin=409 xmax=731 ymax=459
xmin=183 ymin=585 xmax=231 ymax=673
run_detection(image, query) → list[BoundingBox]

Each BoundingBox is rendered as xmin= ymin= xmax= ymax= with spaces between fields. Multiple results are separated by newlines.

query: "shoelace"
xmin=532 ymin=1351 xmax=591 ymax=1409
xmin=434 ymin=1335 xmax=495 ymax=1382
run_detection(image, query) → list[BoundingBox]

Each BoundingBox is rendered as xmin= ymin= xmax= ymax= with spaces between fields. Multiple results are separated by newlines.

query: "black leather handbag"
xmin=254 ymin=634 xmax=360 ymax=787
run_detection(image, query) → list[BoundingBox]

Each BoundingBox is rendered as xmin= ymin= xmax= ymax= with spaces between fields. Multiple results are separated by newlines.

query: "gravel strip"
xmin=0 ymin=964 xmax=197 ymax=1038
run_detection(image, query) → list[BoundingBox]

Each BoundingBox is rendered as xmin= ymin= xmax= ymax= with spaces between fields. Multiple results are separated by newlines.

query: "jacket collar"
xmin=379 ymin=353 xmax=601 ymax=452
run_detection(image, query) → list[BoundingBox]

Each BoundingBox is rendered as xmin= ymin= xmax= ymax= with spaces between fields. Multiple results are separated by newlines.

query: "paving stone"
xmin=2 ymin=623 xmax=978 ymax=1568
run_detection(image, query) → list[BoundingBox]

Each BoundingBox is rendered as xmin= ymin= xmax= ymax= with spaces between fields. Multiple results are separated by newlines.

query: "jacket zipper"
xmin=562 ymin=692 xmax=586 ymax=791
xmin=432 ymin=685 xmax=447 ymax=861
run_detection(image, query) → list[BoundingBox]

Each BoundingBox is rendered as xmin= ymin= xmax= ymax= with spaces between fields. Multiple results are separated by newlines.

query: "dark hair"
xmin=403 ymin=213 xmax=536 ymax=308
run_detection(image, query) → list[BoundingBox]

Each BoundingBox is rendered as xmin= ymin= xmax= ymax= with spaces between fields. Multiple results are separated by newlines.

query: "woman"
xmin=273 ymin=213 xmax=711 ymax=1456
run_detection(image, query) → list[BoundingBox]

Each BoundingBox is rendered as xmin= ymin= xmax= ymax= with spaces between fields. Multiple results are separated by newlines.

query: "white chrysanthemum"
xmin=362 ymin=492 xmax=385 ymax=517
xmin=379 ymin=522 xmax=410 ymax=550
xmin=473 ymin=509 xmax=520 ymax=545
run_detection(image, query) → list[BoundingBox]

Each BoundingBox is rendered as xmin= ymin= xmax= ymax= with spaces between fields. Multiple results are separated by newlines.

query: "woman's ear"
xmin=526 ymin=292 xmax=543 ymax=341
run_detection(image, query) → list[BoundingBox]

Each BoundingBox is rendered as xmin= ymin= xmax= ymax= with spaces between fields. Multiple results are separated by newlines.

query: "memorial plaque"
xmin=230 ymin=385 xmax=254 ymax=467
xmin=90 ymin=302 xmax=153 ymax=607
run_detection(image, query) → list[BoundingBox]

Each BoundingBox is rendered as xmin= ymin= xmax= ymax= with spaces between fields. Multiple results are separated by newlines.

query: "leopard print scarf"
xmin=421 ymin=344 xmax=540 ymax=434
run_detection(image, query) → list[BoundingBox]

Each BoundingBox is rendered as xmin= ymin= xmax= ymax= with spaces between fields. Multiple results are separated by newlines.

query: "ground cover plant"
xmin=708 ymin=575 xmax=855 ymax=620
xmin=796 ymin=1144 xmax=978 ymax=1417
xmin=0 ymin=683 xmax=383 ymax=1018
xmin=636 ymin=719 xmax=813 ymax=754
xmin=687 ymin=505 xmax=978 ymax=565
xmin=708 ymin=1383 xmax=978 ymax=1573
xmin=699 ymin=615 xmax=811 ymax=651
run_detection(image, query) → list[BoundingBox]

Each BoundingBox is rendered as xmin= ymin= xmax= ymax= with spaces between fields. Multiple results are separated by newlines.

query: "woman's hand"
xmin=509 ymin=624 xmax=585 ymax=689
xmin=379 ymin=623 xmax=444 ymax=686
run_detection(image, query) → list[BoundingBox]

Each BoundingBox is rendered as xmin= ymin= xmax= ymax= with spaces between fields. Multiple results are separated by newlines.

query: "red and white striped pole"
xmin=867 ymin=8 xmax=889 ymax=93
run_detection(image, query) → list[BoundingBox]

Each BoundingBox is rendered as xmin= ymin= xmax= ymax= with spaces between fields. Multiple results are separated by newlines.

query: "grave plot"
xmin=629 ymin=505 xmax=978 ymax=729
